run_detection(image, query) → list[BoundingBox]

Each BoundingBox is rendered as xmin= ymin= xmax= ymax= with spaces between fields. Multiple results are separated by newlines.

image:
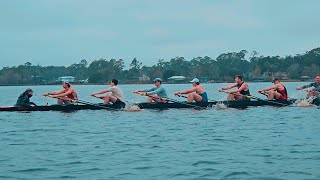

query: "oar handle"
xmin=134 ymin=91 xmax=160 ymax=99
xmin=91 ymin=94 xmax=104 ymax=99
xmin=133 ymin=91 xmax=145 ymax=95
xmin=46 ymin=95 xmax=76 ymax=102
xmin=258 ymin=91 xmax=269 ymax=97
xmin=219 ymin=90 xmax=235 ymax=94
xmin=174 ymin=94 xmax=188 ymax=98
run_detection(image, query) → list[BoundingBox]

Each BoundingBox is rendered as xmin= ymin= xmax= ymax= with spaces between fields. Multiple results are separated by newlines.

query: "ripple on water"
xmin=192 ymin=160 xmax=222 ymax=166
xmin=12 ymin=167 xmax=50 ymax=173
xmin=222 ymin=171 xmax=251 ymax=179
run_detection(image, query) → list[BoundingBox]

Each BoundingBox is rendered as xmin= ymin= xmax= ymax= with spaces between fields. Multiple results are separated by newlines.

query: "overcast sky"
xmin=0 ymin=0 xmax=319 ymax=68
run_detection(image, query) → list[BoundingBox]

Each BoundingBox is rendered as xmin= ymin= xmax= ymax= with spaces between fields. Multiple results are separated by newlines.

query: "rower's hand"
xmin=174 ymin=92 xmax=181 ymax=96
xmin=43 ymin=93 xmax=49 ymax=96
xmin=304 ymin=88 xmax=312 ymax=92
xmin=133 ymin=91 xmax=139 ymax=94
xmin=30 ymin=104 xmax=35 ymax=107
xmin=258 ymin=90 xmax=264 ymax=94
xmin=296 ymin=87 xmax=302 ymax=90
xmin=218 ymin=89 xmax=223 ymax=92
xmin=90 ymin=94 xmax=96 ymax=97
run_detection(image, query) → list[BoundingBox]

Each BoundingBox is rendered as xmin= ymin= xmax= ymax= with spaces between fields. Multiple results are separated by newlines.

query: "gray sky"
xmin=0 ymin=0 xmax=319 ymax=68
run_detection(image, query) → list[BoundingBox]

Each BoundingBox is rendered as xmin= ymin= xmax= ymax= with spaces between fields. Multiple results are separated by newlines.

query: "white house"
xmin=139 ymin=74 xmax=151 ymax=81
xmin=57 ymin=76 xmax=75 ymax=83
xmin=168 ymin=76 xmax=186 ymax=83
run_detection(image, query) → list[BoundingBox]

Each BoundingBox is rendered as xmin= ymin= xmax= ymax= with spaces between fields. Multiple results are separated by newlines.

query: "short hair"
xmin=316 ymin=75 xmax=320 ymax=77
xmin=64 ymin=82 xmax=71 ymax=87
xmin=111 ymin=79 xmax=118 ymax=85
xmin=235 ymin=75 xmax=243 ymax=81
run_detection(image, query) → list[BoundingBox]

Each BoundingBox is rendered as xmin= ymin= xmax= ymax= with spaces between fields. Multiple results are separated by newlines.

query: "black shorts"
xmin=114 ymin=99 xmax=125 ymax=108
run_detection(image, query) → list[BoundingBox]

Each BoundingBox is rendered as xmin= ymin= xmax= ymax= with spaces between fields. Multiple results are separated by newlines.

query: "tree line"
xmin=0 ymin=47 xmax=319 ymax=85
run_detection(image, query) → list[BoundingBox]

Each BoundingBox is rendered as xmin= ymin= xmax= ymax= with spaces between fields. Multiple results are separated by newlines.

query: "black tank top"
xmin=237 ymin=82 xmax=250 ymax=95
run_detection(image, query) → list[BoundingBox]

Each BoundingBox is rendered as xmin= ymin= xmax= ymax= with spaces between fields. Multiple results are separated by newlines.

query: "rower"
xmin=15 ymin=88 xmax=36 ymax=107
xmin=133 ymin=78 xmax=167 ymax=102
xmin=218 ymin=75 xmax=250 ymax=100
xmin=43 ymin=82 xmax=78 ymax=104
xmin=174 ymin=78 xmax=208 ymax=103
xmin=258 ymin=78 xmax=288 ymax=100
xmin=90 ymin=79 xmax=125 ymax=105
xmin=296 ymin=75 xmax=320 ymax=98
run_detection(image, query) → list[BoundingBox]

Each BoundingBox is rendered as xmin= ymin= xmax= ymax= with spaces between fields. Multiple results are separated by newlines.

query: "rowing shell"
xmin=0 ymin=98 xmax=319 ymax=112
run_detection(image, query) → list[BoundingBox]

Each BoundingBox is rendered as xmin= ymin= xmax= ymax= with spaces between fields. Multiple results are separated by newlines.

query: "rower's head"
xmin=235 ymin=75 xmax=243 ymax=83
xmin=25 ymin=88 xmax=33 ymax=97
xmin=190 ymin=78 xmax=200 ymax=86
xmin=316 ymin=75 xmax=320 ymax=83
xmin=272 ymin=78 xmax=280 ymax=84
xmin=62 ymin=82 xmax=71 ymax=89
xmin=111 ymin=79 xmax=118 ymax=86
xmin=153 ymin=78 xmax=162 ymax=87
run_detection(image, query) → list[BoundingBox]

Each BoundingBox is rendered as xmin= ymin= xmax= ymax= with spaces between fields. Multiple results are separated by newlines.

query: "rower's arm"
xmin=148 ymin=87 xmax=163 ymax=95
xmin=93 ymin=89 xmax=110 ymax=95
xmin=179 ymin=87 xmax=197 ymax=94
xmin=221 ymin=83 xmax=237 ymax=90
xmin=54 ymin=89 xmax=74 ymax=97
xmin=259 ymin=85 xmax=277 ymax=92
xmin=143 ymin=87 xmax=156 ymax=92
xmin=46 ymin=90 xmax=64 ymax=95
xmin=297 ymin=83 xmax=313 ymax=90
xmin=229 ymin=83 xmax=246 ymax=93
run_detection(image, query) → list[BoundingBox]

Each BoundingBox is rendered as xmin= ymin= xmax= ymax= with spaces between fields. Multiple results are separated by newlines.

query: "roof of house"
xmin=58 ymin=76 xmax=75 ymax=79
xmin=168 ymin=76 xmax=186 ymax=80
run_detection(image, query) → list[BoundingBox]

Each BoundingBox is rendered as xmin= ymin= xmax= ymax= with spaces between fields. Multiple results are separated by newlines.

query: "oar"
xmin=91 ymin=94 xmax=105 ymax=99
xmin=46 ymin=95 xmax=121 ymax=111
xmin=134 ymin=92 xmax=206 ymax=110
xmin=219 ymin=90 xmax=236 ymax=95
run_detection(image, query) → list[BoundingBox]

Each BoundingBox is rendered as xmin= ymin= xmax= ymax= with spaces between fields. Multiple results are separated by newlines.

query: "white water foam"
xmin=124 ymin=104 xmax=144 ymax=112
xmin=293 ymin=97 xmax=316 ymax=107
xmin=211 ymin=102 xmax=227 ymax=110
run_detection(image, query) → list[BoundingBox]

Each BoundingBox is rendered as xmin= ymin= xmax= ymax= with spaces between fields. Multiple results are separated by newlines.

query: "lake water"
xmin=0 ymin=82 xmax=319 ymax=179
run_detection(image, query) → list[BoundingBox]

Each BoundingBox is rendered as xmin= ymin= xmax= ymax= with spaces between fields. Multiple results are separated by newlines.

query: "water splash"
xmin=123 ymin=104 xmax=144 ymax=112
xmin=293 ymin=97 xmax=316 ymax=107
xmin=212 ymin=102 xmax=227 ymax=110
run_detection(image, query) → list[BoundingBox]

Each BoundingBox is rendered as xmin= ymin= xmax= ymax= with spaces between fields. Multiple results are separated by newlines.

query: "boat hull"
xmin=136 ymin=99 xmax=297 ymax=109
xmin=1 ymin=98 xmax=318 ymax=112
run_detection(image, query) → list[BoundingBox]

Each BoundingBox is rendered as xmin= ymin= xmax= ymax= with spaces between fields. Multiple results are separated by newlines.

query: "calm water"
xmin=0 ymin=82 xmax=319 ymax=180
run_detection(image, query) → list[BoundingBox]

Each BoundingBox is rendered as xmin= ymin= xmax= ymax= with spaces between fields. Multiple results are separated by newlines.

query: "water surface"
xmin=0 ymin=82 xmax=319 ymax=179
